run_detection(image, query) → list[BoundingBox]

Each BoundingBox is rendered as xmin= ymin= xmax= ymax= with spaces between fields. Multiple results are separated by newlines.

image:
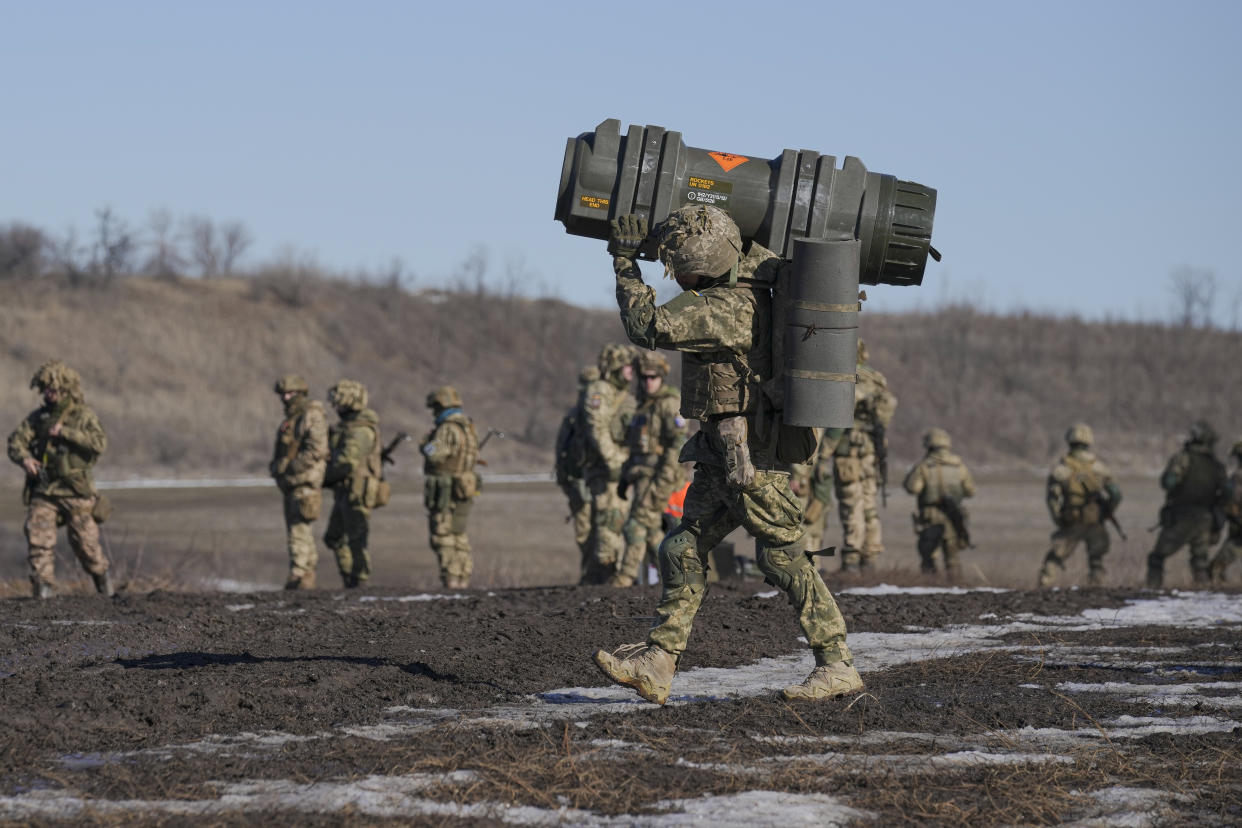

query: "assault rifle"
xmin=476 ymin=428 xmax=504 ymax=467
xmin=1094 ymin=492 xmax=1127 ymax=540
xmin=873 ymin=421 xmax=888 ymax=507
xmin=940 ymin=497 xmax=974 ymax=548
xmin=381 ymin=431 xmax=411 ymax=465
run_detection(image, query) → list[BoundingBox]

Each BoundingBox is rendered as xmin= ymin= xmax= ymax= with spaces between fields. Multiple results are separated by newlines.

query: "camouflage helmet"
xmin=327 ymin=379 xmax=368 ymax=412
xmin=273 ymin=374 xmax=309 ymax=395
xmin=30 ymin=360 xmax=82 ymax=398
xmin=923 ymin=427 xmax=952 ymax=450
xmin=635 ymin=350 xmax=670 ymax=378
xmin=426 ymin=385 xmax=462 ymax=410
xmin=857 ymin=339 xmax=870 ymax=365
xmin=597 ymin=342 xmax=634 ymax=376
xmin=578 ymin=364 xmax=600 ymax=387
xmin=1065 ymin=422 xmax=1094 ymax=447
xmin=653 ymin=204 xmax=742 ymax=280
xmin=1188 ymin=420 xmax=1216 ymax=445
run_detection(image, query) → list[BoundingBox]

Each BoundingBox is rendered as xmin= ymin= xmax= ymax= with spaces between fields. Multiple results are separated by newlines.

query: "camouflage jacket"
xmin=614 ymin=245 xmax=785 ymax=470
xmin=8 ymin=398 xmax=106 ymax=499
xmin=581 ymin=375 xmax=635 ymax=481
xmin=835 ymin=361 xmax=896 ymax=458
xmin=270 ymin=396 xmax=329 ymax=492
xmin=325 ymin=408 xmax=381 ymax=492
xmin=904 ymin=448 xmax=976 ymax=511
xmin=1047 ymin=448 xmax=1121 ymax=526
xmin=623 ymin=384 xmax=688 ymax=489
xmin=421 ymin=409 xmax=479 ymax=478
xmin=1159 ymin=444 xmax=1226 ymax=511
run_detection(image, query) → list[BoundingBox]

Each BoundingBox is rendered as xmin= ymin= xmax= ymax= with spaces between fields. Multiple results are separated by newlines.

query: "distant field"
xmin=0 ymin=472 xmax=1186 ymax=595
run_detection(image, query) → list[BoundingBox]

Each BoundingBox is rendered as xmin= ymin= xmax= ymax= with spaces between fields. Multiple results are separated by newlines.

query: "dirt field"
xmin=1 ymin=476 xmax=1240 ymax=825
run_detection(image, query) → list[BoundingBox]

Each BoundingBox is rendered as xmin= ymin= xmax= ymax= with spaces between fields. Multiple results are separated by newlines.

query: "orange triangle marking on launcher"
xmin=708 ymin=152 xmax=749 ymax=172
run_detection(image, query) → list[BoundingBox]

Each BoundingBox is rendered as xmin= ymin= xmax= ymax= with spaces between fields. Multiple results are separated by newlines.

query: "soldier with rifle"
xmin=1146 ymin=421 xmax=1226 ymax=588
xmin=420 ymin=386 xmax=484 ymax=589
xmin=902 ymin=428 xmax=976 ymax=579
xmin=1038 ymin=423 xmax=1123 ymax=588
xmin=270 ymin=374 xmax=329 ymax=590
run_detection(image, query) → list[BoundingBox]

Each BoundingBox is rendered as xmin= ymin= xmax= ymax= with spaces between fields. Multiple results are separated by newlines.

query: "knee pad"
xmin=659 ymin=530 xmax=705 ymax=589
xmin=756 ymin=541 xmax=813 ymax=593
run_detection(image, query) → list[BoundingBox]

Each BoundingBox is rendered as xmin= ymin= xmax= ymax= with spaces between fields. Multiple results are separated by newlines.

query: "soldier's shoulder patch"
xmin=588 ymin=394 xmax=603 ymax=409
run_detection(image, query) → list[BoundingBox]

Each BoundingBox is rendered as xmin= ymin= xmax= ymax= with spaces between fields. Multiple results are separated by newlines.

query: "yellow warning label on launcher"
xmin=579 ymin=195 xmax=610 ymax=210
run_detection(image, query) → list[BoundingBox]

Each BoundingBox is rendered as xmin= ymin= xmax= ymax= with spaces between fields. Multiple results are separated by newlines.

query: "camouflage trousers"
xmin=324 ymin=491 xmax=371 ymax=586
xmin=618 ymin=471 xmax=679 ymax=583
xmin=584 ymin=475 xmax=626 ymax=584
xmin=428 ymin=498 xmax=473 ymax=586
xmin=646 ymin=464 xmax=852 ymax=667
xmin=800 ymin=493 xmax=831 ymax=554
xmin=835 ymin=475 xmax=883 ymax=568
xmin=1039 ymin=523 xmax=1109 ymax=586
xmin=25 ymin=494 xmax=108 ymax=586
xmin=914 ymin=509 xmax=966 ymax=576
xmin=282 ymin=487 xmax=321 ymax=579
xmin=559 ymin=479 xmax=592 ymax=580
xmin=1147 ymin=508 xmax=1214 ymax=588
xmin=1210 ymin=525 xmax=1242 ymax=583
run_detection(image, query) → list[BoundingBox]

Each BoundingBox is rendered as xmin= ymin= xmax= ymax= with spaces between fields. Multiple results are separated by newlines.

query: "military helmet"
xmin=653 ymin=204 xmax=742 ymax=279
xmin=1188 ymin=420 xmax=1216 ymax=445
xmin=636 ymin=350 xmax=670 ymax=378
xmin=1065 ymin=422 xmax=1094 ymax=447
xmin=857 ymin=339 xmax=870 ymax=365
xmin=578 ymin=364 xmax=600 ymax=387
xmin=273 ymin=374 xmax=309 ymax=395
xmin=597 ymin=342 xmax=634 ymax=376
xmin=426 ymin=385 xmax=462 ymax=410
xmin=30 ymin=360 xmax=82 ymax=397
xmin=923 ymin=427 xmax=952 ymax=450
xmin=327 ymin=379 xmax=368 ymax=412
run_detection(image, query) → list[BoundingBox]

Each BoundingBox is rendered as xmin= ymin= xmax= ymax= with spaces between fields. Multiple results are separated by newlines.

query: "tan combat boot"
xmin=781 ymin=662 xmax=864 ymax=701
xmin=608 ymin=573 xmax=635 ymax=588
xmin=593 ymin=643 xmax=676 ymax=705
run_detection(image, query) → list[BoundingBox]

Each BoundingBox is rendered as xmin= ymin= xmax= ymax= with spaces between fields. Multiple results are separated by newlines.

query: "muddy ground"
xmin=1 ymin=581 xmax=1240 ymax=826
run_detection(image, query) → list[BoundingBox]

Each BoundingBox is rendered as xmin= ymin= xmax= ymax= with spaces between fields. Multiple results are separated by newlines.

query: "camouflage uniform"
xmin=421 ymin=385 xmax=480 ymax=589
xmin=1209 ymin=441 xmax=1242 ymax=583
xmin=902 ymin=428 xmax=975 ymax=578
xmin=614 ymin=351 xmax=689 ymax=587
xmin=7 ymin=361 xmax=111 ymax=598
xmin=792 ymin=433 xmax=838 ymax=553
xmin=269 ymin=375 xmax=329 ymax=589
xmin=1038 ymin=423 xmax=1122 ymax=588
xmin=323 ymin=380 xmax=383 ymax=588
xmin=554 ymin=365 xmax=598 ymax=579
xmin=599 ymin=205 xmax=855 ymax=700
xmin=581 ymin=343 xmax=637 ymax=584
xmin=1147 ymin=422 xmax=1226 ymax=588
xmin=832 ymin=342 xmax=896 ymax=570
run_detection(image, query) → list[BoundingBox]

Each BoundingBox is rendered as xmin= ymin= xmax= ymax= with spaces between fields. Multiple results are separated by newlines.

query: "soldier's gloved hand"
xmin=607 ymin=214 xmax=648 ymax=260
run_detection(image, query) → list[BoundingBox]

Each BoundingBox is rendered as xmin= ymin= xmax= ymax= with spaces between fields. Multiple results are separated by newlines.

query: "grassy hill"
xmin=0 ymin=274 xmax=1237 ymax=479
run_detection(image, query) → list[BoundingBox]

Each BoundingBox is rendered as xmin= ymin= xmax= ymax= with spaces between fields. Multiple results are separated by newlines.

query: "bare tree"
xmin=49 ymin=226 xmax=88 ymax=284
xmin=0 ymin=222 xmax=48 ymax=279
xmin=185 ymin=215 xmax=220 ymax=278
xmin=1168 ymin=266 xmax=1217 ymax=328
xmin=91 ymin=207 xmax=135 ymax=281
xmin=143 ymin=208 xmax=185 ymax=279
xmin=219 ymin=220 xmax=253 ymax=276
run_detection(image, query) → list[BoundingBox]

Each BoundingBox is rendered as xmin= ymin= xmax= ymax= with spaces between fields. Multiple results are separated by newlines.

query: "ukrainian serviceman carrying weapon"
xmin=270 ymin=374 xmax=329 ymax=589
xmin=421 ymin=386 xmax=481 ymax=589
xmin=902 ymin=427 xmax=975 ymax=579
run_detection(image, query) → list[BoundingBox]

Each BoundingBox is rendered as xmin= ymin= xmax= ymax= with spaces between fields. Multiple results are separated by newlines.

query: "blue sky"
xmin=3 ymin=0 xmax=1239 ymax=321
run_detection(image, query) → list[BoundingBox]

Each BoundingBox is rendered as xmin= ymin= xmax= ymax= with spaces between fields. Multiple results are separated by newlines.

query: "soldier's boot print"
xmin=92 ymin=570 xmax=114 ymax=597
xmin=782 ymin=661 xmax=864 ymax=701
xmin=593 ymin=643 xmax=676 ymax=705
xmin=31 ymin=578 xmax=54 ymax=600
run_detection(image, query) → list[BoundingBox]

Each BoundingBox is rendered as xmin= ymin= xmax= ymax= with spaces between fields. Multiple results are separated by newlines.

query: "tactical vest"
xmin=1060 ymin=452 xmax=1104 ymax=524
xmin=330 ymin=409 xmax=382 ymax=482
xmin=32 ymin=401 xmax=99 ymax=496
xmin=675 ymin=284 xmax=771 ymax=419
xmin=1168 ymin=448 xmax=1226 ymax=509
xmin=627 ymin=386 xmax=679 ymax=458
xmin=273 ymin=398 xmax=324 ymax=480
xmin=425 ymin=413 xmax=479 ymax=476
xmin=917 ymin=454 xmax=968 ymax=508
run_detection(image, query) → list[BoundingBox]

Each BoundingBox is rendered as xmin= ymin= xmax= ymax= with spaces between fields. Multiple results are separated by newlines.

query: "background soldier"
xmin=1209 ymin=440 xmax=1242 ymax=583
xmin=903 ymin=427 xmax=976 ymax=579
xmin=580 ymin=342 xmax=636 ymax=584
xmin=614 ymin=350 xmax=688 ymax=587
xmin=7 ymin=360 xmax=112 ymax=598
xmin=554 ymin=365 xmax=599 ymax=580
xmin=1038 ymin=423 xmax=1122 ymax=587
xmin=323 ymin=379 xmax=383 ymax=588
xmin=594 ymin=205 xmax=861 ymax=704
xmin=792 ymin=434 xmax=838 ymax=554
xmin=421 ymin=385 xmax=480 ymax=589
xmin=1147 ymin=421 xmax=1227 ymax=588
xmin=269 ymin=374 xmax=328 ymax=590
xmin=831 ymin=339 xmax=897 ymax=572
